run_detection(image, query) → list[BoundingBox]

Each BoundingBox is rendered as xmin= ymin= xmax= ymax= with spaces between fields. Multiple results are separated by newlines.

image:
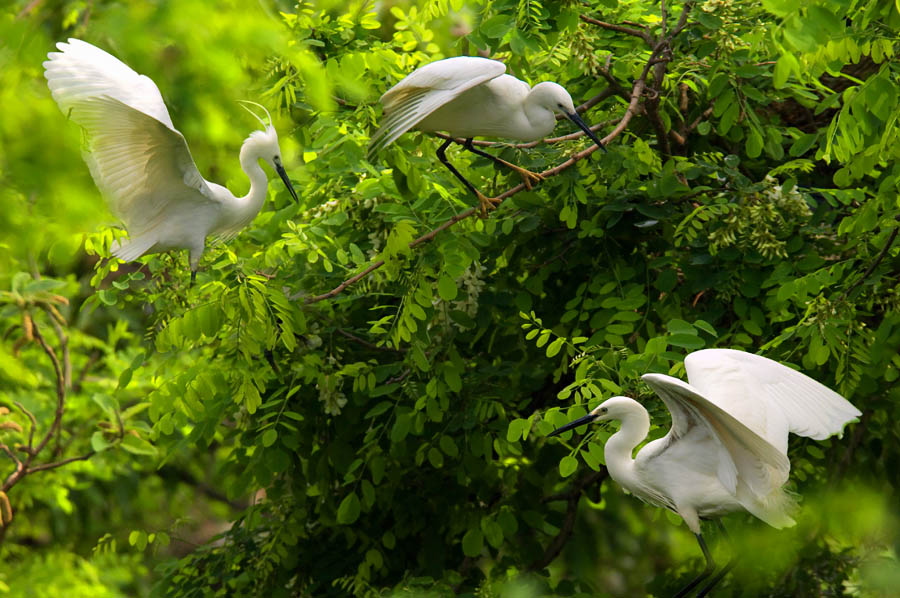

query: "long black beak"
xmin=547 ymin=413 xmax=599 ymax=437
xmin=565 ymin=111 xmax=607 ymax=153
xmin=274 ymin=159 xmax=299 ymax=203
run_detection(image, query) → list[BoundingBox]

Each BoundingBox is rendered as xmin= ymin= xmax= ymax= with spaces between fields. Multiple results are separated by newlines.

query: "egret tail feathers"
xmin=737 ymin=483 xmax=799 ymax=530
xmin=111 ymin=235 xmax=155 ymax=262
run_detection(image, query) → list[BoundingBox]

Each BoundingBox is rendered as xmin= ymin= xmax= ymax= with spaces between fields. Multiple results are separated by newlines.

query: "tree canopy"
xmin=1 ymin=0 xmax=899 ymax=596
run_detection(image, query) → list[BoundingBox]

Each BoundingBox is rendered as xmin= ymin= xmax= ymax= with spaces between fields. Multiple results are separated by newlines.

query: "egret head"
xmin=531 ymin=81 xmax=606 ymax=153
xmin=239 ymin=102 xmax=299 ymax=203
xmin=547 ymin=396 xmax=634 ymax=437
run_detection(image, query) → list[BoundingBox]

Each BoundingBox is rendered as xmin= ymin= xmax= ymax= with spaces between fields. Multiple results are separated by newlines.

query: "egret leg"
xmin=672 ymin=533 xmax=716 ymax=598
xmin=190 ymin=270 xmax=197 ymax=287
xmin=435 ymin=138 xmax=501 ymax=217
xmin=462 ymin=139 xmax=545 ymax=190
xmin=697 ymin=521 xmax=737 ymax=597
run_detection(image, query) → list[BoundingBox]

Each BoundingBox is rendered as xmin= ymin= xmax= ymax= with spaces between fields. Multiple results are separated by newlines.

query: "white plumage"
xmin=44 ymin=39 xmax=298 ymax=281
xmin=368 ymin=57 xmax=605 ymax=214
xmin=549 ymin=348 xmax=860 ymax=596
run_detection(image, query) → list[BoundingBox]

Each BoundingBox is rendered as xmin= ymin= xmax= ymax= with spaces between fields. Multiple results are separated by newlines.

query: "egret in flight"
xmin=44 ymin=38 xmax=299 ymax=284
xmin=548 ymin=348 xmax=861 ymax=597
xmin=367 ymin=56 xmax=606 ymax=215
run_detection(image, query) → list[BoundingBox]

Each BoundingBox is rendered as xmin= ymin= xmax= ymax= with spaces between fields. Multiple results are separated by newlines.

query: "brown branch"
xmin=299 ymin=208 xmax=477 ymax=303
xmin=12 ymin=402 xmax=37 ymax=452
xmin=580 ymin=14 xmax=651 ymax=42
xmin=830 ymin=409 xmax=871 ymax=485
xmin=0 ymin=446 xmax=22 ymax=474
xmin=26 ymin=452 xmax=95 ymax=473
xmin=27 ymin=321 xmax=65 ymax=462
xmin=529 ymin=469 xmax=608 ymax=570
xmin=840 ymin=226 xmax=899 ymax=301
xmin=335 ymin=328 xmax=401 ymax=352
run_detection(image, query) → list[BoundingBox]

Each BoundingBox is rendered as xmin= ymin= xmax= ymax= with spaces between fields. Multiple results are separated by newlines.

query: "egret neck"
xmin=602 ymin=400 xmax=649 ymax=489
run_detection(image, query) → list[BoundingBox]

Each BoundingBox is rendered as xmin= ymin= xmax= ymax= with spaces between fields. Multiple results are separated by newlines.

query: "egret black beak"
xmin=565 ymin=111 xmax=607 ymax=153
xmin=547 ymin=413 xmax=599 ymax=437
xmin=274 ymin=158 xmax=299 ymax=203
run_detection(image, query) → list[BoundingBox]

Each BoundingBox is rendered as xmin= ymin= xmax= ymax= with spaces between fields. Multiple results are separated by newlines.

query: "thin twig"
xmin=12 ymin=402 xmax=37 ymax=452
xmin=580 ymin=14 xmax=651 ymax=42
xmin=840 ymin=226 xmax=899 ymax=301
xmin=335 ymin=328 xmax=402 ymax=352
xmin=27 ymin=322 xmax=66 ymax=462
xmin=529 ymin=469 xmax=607 ymax=570
xmin=27 ymin=452 xmax=96 ymax=473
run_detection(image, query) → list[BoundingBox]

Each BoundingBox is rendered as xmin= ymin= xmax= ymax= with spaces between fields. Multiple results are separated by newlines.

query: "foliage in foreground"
xmin=1 ymin=0 xmax=900 ymax=597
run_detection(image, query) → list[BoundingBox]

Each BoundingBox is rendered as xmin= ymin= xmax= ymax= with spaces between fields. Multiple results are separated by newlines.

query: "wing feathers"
xmin=642 ymin=373 xmax=792 ymax=524
xmin=368 ymin=57 xmax=506 ymax=159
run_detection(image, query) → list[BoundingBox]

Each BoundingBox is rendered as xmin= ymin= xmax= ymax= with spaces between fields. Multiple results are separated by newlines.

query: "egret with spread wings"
xmin=368 ymin=56 xmax=606 ymax=215
xmin=44 ymin=39 xmax=299 ymax=284
xmin=548 ymin=348 xmax=861 ymax=597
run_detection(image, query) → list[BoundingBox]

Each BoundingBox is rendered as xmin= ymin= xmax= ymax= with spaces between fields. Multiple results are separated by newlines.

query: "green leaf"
xmin=262 ymin=428 xmax=278 ymax=447
xmin=337 ymin=492 xmax=361 ymax=524
xmin=461 ymin=528 xmax=484 ymax=557
xmin=667 ymin=333 xmax=705 ymax=350
xmin=438 ymin=275 xmax=457 ymax=301
xmin=91 ymin=431 xmax=111 ymax=453
xmin=427 ymin=447 xmax=444 ymax=468
xmin=440 ymin=435 xmax=459 ymax=458
xmin=559 ymin=455 xmax=578 ymax=478
xmin=546 ymin=337 xmax=565 ymax=357
xmin=121 ymin=434 xmax=157 ymax=457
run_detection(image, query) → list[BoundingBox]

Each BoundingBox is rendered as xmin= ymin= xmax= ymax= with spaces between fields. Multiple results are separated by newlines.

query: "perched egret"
xmin=548 ymin=348 xmax=861 ymax=597
xmin=44 ymin=38 xmax=299 ymax=284
xmin=367 ymin=56 xmax=606 ymax=215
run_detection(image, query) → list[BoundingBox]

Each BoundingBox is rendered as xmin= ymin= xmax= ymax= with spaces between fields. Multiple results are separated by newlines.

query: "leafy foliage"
xmin=2 ymin=0 xmax=899 ymax=597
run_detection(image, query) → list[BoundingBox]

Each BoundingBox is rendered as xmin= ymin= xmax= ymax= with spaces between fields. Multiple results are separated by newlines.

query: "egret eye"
xmin=600 ymin=407 xmax=608 ymax=414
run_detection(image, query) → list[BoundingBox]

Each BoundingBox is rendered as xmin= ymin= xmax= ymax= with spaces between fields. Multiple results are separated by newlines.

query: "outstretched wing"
xmin=367 ymin=57 xmax=506 ymax=159
xmin=44 ymin=39 xmax=214 ymax=237
xmin=684 ymin=349 xmax=861 ymax=453
xmin=641 ymin=373 xmax=795 ymax=528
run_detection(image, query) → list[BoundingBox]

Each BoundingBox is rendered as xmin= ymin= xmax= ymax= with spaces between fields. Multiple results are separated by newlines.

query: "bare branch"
xmin=580 ymin=14 xmax=651 ymax=42
xmin=27 ymin=321 xmax=66 ymax=462
xmin=26 ymin=452 xmax=95 ymax=473
xmin=840 ymin=226 xmax=899 ymax=301
xmin=335 ymin=328 xmax=402 ymax=352
xmin=12 ymin=402 xmax=37 ymax=452
xmin=529 ymin=469 xmax=607 ymax=570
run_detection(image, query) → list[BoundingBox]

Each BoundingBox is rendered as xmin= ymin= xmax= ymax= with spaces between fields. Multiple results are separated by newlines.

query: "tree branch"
xmin=840 ymin=225 xmax=899 ymax=301
xmin=26 ymin=452 xmax=95 ymax=473
xmin=580 ymin=14 xmax=651 ymax=43
xmin=12 ymin=402 xmax=37 ymax=453
xmin=529 ymin=469 xmax=608 ymax=570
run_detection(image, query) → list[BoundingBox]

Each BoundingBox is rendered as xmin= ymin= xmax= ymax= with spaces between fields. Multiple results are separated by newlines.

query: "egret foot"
xmin=476 ymin=191 xmax=503 ymax=217
xmin=511 ymin=164 xmax=544 ymax=190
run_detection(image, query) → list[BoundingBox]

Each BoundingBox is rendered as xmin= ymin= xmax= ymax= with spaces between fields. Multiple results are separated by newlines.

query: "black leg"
xmin=697 ymin=522 xmax=737 ymax=597
xmin=190 ymin=269 xmax=196 ymax=287
xmin=673 ymin=533 xmax=716 ymax=598
xmin=436 ymin=138 xmax=502 ymax=216
xmin=436 ymin=138 xmax=481 ymax=198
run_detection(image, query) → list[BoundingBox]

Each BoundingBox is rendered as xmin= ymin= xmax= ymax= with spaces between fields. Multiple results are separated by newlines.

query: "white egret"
xmin=367 ymin=56 xmax=606 ymax=215
xmin=44 ymin=38 xmax=299 ymax=284
xmin=548 ymin=348 xmax=861 ymax=597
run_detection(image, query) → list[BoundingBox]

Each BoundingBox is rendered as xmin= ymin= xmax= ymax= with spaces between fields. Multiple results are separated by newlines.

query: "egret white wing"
xmin=59 ymin=95 xmax=214 ymax=239
xmin=641 ymin=373 xmax=794 ymax=527
xmin=44 ymin=38 xmax=175 ymax=130
xmin=684 ymin=349 xmax=861 ymax=452
xmin=367 ymin=57 xmax=506 ymax=158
